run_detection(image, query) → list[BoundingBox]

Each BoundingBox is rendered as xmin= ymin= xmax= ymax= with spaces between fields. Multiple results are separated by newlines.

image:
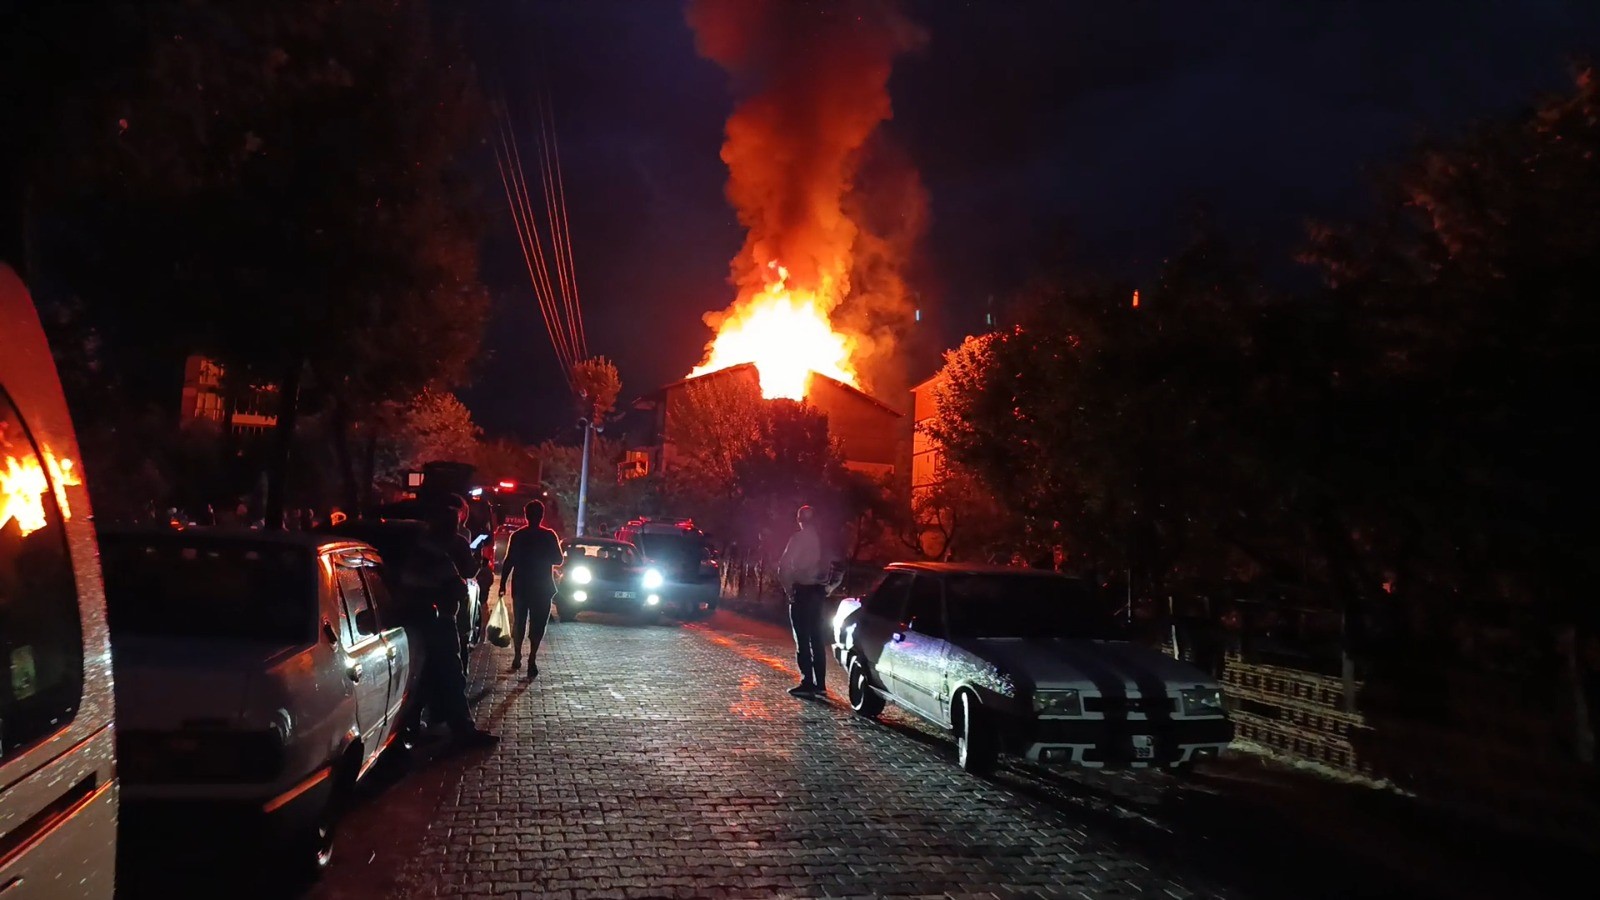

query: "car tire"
xmin=294 ymin=756 xmax=353 ymax=881
xmin=955 ymin=690 xmax=999 ymax=775
xmin=848 ymin=656 xmax=885 ymax=718
xmin=555 ymin=602 xmax=573 ymax=623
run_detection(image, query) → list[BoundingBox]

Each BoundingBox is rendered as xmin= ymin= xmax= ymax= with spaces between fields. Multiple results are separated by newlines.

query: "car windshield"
xmin=102 ymin=539 xmax=317 ymax=643
xmin=566 ymin=542 xmax=637 ymax=566
xmin=945 ymin=573 xmax=1125 ymax=640
xmin=634 ymin=533 xmax=708 ymax=566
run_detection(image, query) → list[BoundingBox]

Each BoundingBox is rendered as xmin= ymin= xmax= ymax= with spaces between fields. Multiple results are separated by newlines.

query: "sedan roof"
xmin=565 ymin=537 xmax=635 ymax=549
xmin=98 ymin=525 xmax=371 ymax=555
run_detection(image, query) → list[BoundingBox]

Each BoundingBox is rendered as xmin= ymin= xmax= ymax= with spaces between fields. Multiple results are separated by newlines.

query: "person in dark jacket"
xmin=498 ymin=500 xmax=563 ymax=679
xmin=403 ymin=508 xmax=498 ymax=750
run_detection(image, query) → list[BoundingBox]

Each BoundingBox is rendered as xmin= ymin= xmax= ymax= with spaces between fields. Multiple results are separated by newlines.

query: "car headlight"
xmin=569 ymin=566 xmax=592 ymax=584
xmin=642 ymin=568 xmax=664 ymax=589
xmin=1181 ymin=687 xmax=1226 ymax=717
xmin=1032 ymin=689 xmax=1083 ymax=717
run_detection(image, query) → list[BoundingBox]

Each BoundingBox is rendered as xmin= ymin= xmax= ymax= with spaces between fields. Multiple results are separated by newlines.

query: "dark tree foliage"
xmin=4 ymin=0 xmax=490 ymax=522
xmin=930 ymin=71 xmax=1600 ymax=760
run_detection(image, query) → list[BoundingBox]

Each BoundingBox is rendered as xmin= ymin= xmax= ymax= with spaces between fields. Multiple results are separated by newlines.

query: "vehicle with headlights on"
xmin=832 ymin=562 xmax=1232 ymax=775
xmin=556 ymin=538 xmax=666 ymax=623
xmin=99 ymin=528 xmax=417 ymax=878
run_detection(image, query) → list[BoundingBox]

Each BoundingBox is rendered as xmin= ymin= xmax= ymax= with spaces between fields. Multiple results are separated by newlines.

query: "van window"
xmin=0 ymin=389 xmax=84 ymax=764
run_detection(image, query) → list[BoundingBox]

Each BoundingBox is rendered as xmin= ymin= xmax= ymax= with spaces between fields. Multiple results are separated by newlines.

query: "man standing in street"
xmin=498 ymin=499 xmax=564 ymax=679
xmin=402 ymin=507 xmax=498 ymax=750
xmin=778 ymin=505 xmax=831 ymax=697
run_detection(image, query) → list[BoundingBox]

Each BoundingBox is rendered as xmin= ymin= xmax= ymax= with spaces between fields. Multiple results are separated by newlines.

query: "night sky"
xmin=456 ymin=0 xmax=1600 ymax=442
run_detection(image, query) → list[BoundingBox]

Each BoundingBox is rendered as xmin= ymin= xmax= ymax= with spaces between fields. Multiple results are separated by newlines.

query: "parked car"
xmin=321 ymin=517 xmax=482 ymax=678
xmin=0 ymin=264 xmax=118 ymax=900
xmin=100 ymin=527 xmax=418 ymax=876
xmin=832 ymin=562 xmax=1233 ymax=775
xmin=613 ymin=517 xmax=719 ymax=619
xmin=557 ymin=537 xmax=665 ymax=623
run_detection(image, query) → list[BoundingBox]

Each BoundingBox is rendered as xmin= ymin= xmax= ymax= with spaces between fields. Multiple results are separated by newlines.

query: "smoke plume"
xmin=686 ymin=0 xmax=927 ymax=395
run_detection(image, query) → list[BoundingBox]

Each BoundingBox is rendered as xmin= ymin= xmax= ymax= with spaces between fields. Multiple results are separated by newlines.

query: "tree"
xmin=1302 ymin=68 xmax=1600 ymax=759
xmin=572 ymin=357 xmax=622 ymax=423
xmin=473 ymin=437 xmax=542 ymax=488
xmin=14 ymin=0 xmax=490 ymax=526
xmin=926 ymin=224 xmax=1304 ymax=596
xmin=537 ymin=434 xmax=642 ymax=537
xmin=660 ymin=374 xmax=765 ymax=534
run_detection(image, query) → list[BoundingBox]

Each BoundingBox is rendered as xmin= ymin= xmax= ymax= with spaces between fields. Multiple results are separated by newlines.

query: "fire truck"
xmin=480 ymin=481 xmax=563 ymax=568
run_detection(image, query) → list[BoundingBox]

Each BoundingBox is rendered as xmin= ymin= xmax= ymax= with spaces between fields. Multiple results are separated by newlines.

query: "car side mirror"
xmin=354 ymin=608 xmax=379 ymax=635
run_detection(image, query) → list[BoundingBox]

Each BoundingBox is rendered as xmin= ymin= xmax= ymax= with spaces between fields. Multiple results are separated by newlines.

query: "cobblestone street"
xmin=297 ymin=611 xmax=1534 ymax=900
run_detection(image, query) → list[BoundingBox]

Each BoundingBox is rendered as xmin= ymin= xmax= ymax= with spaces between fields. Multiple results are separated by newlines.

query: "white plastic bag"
xmin=487 ymin=594 xmax=512 ymax=648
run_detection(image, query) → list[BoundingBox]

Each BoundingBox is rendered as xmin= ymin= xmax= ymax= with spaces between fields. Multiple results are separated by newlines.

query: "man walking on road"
xmin=499 ymin=500 xmax=564 ymax=679
xmin=778 ymin=505 xmax=831 ymax=696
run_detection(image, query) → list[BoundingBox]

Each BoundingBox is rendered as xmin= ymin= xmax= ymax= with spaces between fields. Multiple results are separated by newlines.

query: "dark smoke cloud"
xmin=687 ymin=0 xmax=927 ymax=394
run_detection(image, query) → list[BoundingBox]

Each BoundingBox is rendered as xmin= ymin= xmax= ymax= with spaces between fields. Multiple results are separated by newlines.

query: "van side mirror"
xmin=322 ymin=618 xmax=340 ymax=645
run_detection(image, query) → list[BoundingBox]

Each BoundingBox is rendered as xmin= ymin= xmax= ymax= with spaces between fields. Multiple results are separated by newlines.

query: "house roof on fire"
xmin=635 ymin=362 xmax=902 ymax=417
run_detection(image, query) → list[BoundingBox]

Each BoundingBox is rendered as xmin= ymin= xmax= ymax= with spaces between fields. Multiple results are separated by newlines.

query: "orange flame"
xmin=690 ymin=262 xmax=858 ymax=400
xmin=0 ymin=449 xmax=80 ymax=537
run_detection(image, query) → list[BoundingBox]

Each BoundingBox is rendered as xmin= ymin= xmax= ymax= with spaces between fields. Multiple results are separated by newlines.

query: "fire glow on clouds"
xmin=685 ymin=0 xmax=924 ymax=400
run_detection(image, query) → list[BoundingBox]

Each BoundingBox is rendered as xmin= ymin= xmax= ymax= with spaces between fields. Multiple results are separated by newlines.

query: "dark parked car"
xmin=556 ymin=538 xmax=664 ymax=623
xmin=613 ymin=518 xmax=719 ymax=619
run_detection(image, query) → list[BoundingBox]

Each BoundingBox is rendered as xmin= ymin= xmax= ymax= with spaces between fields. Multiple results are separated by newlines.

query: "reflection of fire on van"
xmin=1 ymin=264 xmax=118 ymax=899
xmin=612 ymin=517 xmax=720 ymax=620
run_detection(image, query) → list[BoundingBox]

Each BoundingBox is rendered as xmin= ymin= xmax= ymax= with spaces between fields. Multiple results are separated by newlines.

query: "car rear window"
xmin=945 ymin=573 xmax=1125 ymax=640
xmin=634 ymin=533 xmax=710 ymax=565
xmin=102 ymin=539 xmax=317 ymax=643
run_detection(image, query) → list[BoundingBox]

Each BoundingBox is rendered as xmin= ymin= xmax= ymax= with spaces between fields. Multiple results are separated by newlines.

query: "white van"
xmin=0 ymin=264 xmax=117 ymax=898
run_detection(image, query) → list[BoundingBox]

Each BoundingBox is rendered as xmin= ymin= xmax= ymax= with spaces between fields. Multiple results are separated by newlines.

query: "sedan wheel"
xmin=848 ymin=657 xmax=885 ymax=718
xmin=956 ymin=691 xmax=999 ymax=775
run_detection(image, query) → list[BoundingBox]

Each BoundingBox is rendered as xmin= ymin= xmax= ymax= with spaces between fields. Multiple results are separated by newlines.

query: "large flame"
xmin=690 ymin=262 xmax=858 ymax=400
xmin=1 ymin=449 xmax=81 ymax=537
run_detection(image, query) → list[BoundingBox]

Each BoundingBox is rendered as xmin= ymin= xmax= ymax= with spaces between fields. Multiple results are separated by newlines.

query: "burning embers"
xmin=685 ymin=0 xmax=925 ymax=401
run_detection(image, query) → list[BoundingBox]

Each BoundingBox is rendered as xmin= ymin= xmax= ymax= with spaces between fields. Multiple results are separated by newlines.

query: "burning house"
xmin=624 ymin=363 xmax=903 ymax=481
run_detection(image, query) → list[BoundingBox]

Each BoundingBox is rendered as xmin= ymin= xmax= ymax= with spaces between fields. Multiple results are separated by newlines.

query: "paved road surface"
xmin=122 ymin=610 xmax=1549 ymax=899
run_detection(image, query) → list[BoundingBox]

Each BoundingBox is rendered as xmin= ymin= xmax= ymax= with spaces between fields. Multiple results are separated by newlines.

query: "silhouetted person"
xmin=778 ymin=505 xmax=830 ymax=696
xmin=402 ymin=507 xmax=497 ymax=750
xmin=498 ymin=500 xmax=563 ymax=679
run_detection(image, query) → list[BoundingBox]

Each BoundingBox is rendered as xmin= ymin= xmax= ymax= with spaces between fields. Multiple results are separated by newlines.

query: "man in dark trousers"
xmin=498 ymin=499 xmax=564 ymax=679
xmin=402 ymin=507 xmax=497 ymax=750
xmin=778 ymin=505 xmax=831 ymax=696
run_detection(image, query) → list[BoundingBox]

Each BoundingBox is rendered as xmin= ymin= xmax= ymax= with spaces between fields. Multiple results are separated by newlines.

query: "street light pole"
xmin=575 ymin=418 xmax=592 ymax=536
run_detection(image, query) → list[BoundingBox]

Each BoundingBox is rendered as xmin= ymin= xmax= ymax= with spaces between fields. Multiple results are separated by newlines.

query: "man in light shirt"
xmin=778 ymin=504 xmax=830 ymax=696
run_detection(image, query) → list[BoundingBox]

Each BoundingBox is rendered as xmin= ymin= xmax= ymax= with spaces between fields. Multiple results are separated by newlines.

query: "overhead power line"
xmin=489 ymin=89 xmax=586 ymax=392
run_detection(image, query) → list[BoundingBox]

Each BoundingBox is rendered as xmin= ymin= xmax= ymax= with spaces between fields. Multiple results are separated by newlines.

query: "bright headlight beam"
xmin=642 ymin=568 xmax=664 ymax=589
xmin=570 ymin=566 xmax=593 ymax=584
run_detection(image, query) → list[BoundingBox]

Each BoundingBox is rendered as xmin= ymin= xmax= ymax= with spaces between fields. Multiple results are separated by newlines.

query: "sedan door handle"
xmin=348 ymin=663 xmax=363 ymax=683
